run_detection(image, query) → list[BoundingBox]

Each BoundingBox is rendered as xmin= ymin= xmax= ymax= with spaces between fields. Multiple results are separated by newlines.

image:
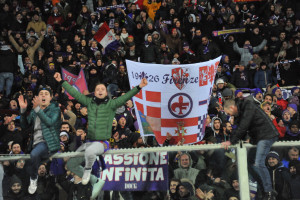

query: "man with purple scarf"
xmin=233 ymin=39 xmax=267 ymax=67
xmin=197 ymin=36 xmax=221 ymax=61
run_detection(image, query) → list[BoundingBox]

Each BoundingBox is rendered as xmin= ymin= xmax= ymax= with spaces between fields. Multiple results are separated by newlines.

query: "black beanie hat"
xmin=10 ymin=175 xmax=22 ymax=188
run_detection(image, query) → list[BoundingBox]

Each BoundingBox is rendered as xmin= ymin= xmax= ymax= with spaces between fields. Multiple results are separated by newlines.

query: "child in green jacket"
xmin=54 ymin=72 xmax=147 ymax=198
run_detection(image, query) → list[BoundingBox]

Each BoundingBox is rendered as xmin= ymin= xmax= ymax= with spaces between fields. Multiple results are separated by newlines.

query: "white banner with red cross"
xmin=126 ymin=57 xmax=221 ymax=145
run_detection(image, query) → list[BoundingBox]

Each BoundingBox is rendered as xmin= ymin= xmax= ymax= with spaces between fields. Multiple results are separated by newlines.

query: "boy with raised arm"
xmin=54 ymin=72 xmax=147 ymax=198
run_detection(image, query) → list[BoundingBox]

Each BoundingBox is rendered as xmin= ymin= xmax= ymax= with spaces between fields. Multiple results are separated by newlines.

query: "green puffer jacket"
xmin=62 ymin=81 xmax=140 ymax=140
xmin=20 ymin=102 xmax=61 ymax=153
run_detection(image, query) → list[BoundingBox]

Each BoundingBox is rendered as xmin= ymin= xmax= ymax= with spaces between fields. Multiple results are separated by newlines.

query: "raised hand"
xmin=3 ymin=116 xmax=13 ymax=125
xmin=18 ymin=95 xmax=28 ymax=109
xmin=139 ymin=78 xmax=148 ymax=88
xmin=54 ymin=72 xmax=62 ymax=82
xmin=166 ymin=132 xmax=172 ymax=140
xmin=32 ymin=96 xmax=40 ymax=109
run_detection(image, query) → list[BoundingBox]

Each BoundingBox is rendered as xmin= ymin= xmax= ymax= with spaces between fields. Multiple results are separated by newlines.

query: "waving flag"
xmin=133 ymin=0 xmax=143 ymax=9
xmin=126 ymin=57 xmax=221 ymax=145
xmin=93 ymin=22 xmax=120 ymax=54
xmin=61 ymin=68 xmax=88 ymax=100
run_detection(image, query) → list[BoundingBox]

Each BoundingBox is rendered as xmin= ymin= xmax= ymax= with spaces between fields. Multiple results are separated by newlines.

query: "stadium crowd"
xmin=0 ymin=0 xmax=300 ymax=199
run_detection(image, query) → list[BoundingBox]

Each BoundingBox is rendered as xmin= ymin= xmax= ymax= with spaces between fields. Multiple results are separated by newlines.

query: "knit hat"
xmin=266 ymin=151 xmax=280 ymax=161
xmin=183 ymin=42 xmax=189 ymax=47
xmin=90 ymin=12 xmax=97 ymax=16
xmin=37 ymin=47 xmax=45 ymax=53
xmin=230 ymin=171 xmax=238 ymax=184
xmin=37 ymin=85 xmax=53 ymax=96
xmin=291 ymin=87 xmax=299 ymax=95
xmin=209 ymin=97 xmax=219 ymax=109
xmin=254 ymin=88 xmax=263 ymax=96
xmin=282 ymin=109 xmax=291 ymax=118
xmin=116 ymin=114 xmax=126 ymax=122
xmin=9 ymin=174 xmax=22 ymax=188
xmin=235 ymin=90 xmax=243 ymax=97
xmin=216 ymin=78 xmax=225 ymax=85
xmin=222 ymin=88 xmax=232 ymax=97
xmin=272 ymin=87 xmax=280 ymax=94
xmin=60 ymin=131 xmax=69 ymax=139
xmin=288 ymin=104 xmax=298 ymax=112
xmin=289 ymin=96 xmax=299 ymax=106
xmin=221 ymin=54 xmax=228 ymax=62
xmin=128 ymin=42 xmax=135 ymax=47
xmin=152 ymin=31 xmax=159 ymax=36
xmin=289 ymin=120 xmax=299 ymax=129
xmin=289 ymin=160 xmax=300 ymax=168
xmin=48 ymin=62 xmax=55 ymax=68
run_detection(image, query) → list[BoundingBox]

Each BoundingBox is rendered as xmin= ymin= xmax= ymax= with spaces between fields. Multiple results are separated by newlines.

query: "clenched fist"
xmin=54 ymin=72 xmax=62 ymax=82
xmin=139 ymin=78 xmax=148 ymax=88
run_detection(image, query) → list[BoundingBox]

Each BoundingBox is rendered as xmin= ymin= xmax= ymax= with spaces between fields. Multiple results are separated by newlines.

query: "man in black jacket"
xmin=140 ymin=34 xmax=159 ymax=63
xmin=266 ymin=151 xmax=291 ymax=200
xmin=197 ymin=36 xmax=221 ymax=62
xmin=222 ymin=97 xmax=279 ymax=200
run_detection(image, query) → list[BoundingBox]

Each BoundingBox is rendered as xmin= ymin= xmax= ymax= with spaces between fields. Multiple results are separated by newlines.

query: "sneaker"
xmin=28 ymin=178 xmax=38 ymax=194
xmin=82 ymin=168 xmax=92 ymax=185
xmin=91 ymin=179 xmax=105 ymax=200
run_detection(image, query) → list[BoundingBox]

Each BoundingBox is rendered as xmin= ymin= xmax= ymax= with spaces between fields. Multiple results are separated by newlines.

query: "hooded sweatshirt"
xmin=174 ymin=153 xmax=200 ymax=185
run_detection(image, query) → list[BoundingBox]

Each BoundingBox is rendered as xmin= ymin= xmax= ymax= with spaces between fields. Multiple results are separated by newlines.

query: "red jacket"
xmin=272 ymin=118 xmax=286 ymax=138
xmin=276 ymin=98 xmax=288 ymax=110
xmin=47 ymin=15 xmax=64 ymax=26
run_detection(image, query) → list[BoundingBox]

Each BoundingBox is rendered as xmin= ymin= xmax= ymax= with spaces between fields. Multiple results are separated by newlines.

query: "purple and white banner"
xmin=100 ymin=152 xmax=168 ymax=191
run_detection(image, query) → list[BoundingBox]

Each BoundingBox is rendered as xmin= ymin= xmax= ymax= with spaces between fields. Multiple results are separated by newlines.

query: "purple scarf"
xmin=244 ymin=44 xmax=253 ymax=54
xmin=203 ymin=41 xmax=210 ymax=54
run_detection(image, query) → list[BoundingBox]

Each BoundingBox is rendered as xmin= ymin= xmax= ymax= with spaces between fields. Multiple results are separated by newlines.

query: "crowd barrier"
xmin=0 ymin=141 xmax=300 ymax=200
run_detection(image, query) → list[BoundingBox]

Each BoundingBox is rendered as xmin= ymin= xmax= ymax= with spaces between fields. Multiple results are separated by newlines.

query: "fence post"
xmin=236 ymin=142 xmax=250 ymax=200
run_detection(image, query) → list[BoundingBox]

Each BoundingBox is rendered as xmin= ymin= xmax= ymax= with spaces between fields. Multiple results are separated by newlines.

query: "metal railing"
xmin=0 ymin=141 xmax=299 ymax=200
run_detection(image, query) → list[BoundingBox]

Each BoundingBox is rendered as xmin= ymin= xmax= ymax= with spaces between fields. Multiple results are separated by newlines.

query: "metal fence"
xmin=0 ymin=141 xmax=299 ymax=200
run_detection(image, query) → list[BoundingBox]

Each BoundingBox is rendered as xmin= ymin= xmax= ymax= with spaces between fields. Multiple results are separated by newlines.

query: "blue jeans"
xmin=252 ymin=137 xmax=277 ymax=193
xmin=29 ymin=142 xmax=49 ymax=179
xmin=0 ymin=72 xmax=13 ymax=96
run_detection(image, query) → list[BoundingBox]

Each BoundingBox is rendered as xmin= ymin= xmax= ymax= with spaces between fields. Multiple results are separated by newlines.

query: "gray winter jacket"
xmin=233 ymin=39 xmax=267 ymax=67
